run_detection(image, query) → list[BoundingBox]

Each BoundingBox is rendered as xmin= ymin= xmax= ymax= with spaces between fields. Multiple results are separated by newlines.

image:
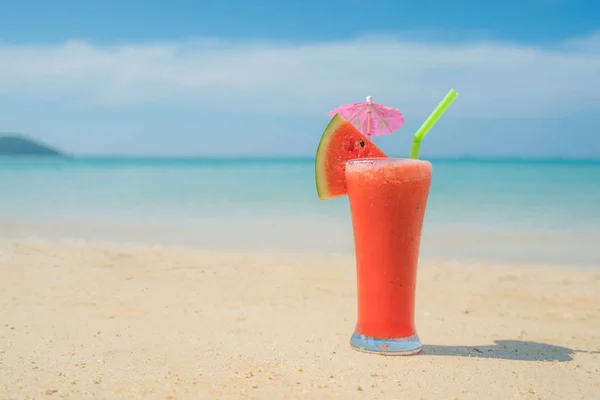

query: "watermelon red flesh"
xmin=315 ymin=114 xmax=388 ymax=200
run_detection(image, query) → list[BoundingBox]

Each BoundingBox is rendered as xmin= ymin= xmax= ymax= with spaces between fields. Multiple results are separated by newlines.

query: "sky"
xmin=0 ymin=0 xmax=599 ymax=158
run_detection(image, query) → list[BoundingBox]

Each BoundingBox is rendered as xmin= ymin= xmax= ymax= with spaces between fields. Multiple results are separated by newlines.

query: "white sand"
xmin=1 ymin=240 xmax=599 ymax=399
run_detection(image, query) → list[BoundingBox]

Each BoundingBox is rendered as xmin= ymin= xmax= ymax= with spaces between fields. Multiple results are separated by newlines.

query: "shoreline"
xmin=1 ymin=239 xmax=599 ymax=399
xmin=1 ymin=236 xmax=599 ymax=270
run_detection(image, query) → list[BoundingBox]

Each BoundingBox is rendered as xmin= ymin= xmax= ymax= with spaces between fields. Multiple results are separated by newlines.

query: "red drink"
xmin=345 ymin=158 xmax=432 ymax=355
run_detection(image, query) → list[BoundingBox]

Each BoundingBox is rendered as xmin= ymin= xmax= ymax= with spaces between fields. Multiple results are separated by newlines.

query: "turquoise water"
xmin=1 ymin=157 xmax=599 ymax=265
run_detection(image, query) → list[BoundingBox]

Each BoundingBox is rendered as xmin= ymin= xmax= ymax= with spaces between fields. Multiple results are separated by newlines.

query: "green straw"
xmin=409 ymin=89 xmax=458 ymax=159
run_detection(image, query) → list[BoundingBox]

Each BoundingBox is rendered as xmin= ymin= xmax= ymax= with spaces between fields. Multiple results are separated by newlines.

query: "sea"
xmin=1 ymin=157 xmax=599 ymax=266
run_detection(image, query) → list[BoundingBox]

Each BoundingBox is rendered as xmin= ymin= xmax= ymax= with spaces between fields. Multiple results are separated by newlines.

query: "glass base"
xmin=350 ymin=332 xmax=422 ymax=356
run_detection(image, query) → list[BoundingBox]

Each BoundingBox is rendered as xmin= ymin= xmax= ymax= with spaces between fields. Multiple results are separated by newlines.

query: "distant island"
xmin=0 ymin=135 xmax=64 ymax=156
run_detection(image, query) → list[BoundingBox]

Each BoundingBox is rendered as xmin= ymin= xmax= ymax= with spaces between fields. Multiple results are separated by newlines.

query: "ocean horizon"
xmin=3 ymin=154 xmax=600 ymax=163
xmin=1 ymin=156 xmax=599 ymax=266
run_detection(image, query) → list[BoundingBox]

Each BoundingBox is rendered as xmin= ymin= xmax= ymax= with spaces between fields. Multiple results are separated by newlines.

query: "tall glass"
xmin=345 ymin=158 xmax=432 ymax=355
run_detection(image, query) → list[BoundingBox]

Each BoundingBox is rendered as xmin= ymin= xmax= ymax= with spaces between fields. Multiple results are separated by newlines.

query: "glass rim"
xmin=345 ymin=157 xmax=431 ymax=166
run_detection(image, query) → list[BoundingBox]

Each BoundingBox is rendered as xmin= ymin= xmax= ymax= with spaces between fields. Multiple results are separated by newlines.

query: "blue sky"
xmin=0 ymin=0 xmax=599 ymax=157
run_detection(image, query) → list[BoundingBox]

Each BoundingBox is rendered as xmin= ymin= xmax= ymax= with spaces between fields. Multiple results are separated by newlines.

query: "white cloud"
xmin=0 ymin=33 xmax=599 ymax=118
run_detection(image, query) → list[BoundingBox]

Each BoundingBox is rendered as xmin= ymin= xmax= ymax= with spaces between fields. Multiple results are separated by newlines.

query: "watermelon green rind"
xmin=315 ymin=114 xmax=345 ymax=200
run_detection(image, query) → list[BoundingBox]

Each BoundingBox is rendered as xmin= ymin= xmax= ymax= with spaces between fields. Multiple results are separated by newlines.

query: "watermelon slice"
xmin=315 ymin=114 xmax=387 ymax=200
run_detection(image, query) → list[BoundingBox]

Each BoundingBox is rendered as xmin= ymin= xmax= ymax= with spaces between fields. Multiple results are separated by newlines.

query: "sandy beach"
xmin=0 ymin=239 xmax=599 ymax=399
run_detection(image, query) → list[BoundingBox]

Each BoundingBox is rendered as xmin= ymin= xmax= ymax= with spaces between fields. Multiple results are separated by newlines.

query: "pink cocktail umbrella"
xmin=329 ymin=96 xmax=405 ymax=139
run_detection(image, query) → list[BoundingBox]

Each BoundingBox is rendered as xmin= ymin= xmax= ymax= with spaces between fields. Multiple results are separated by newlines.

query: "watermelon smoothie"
xmin=345 ymin=157 xmax=432 ymax=355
